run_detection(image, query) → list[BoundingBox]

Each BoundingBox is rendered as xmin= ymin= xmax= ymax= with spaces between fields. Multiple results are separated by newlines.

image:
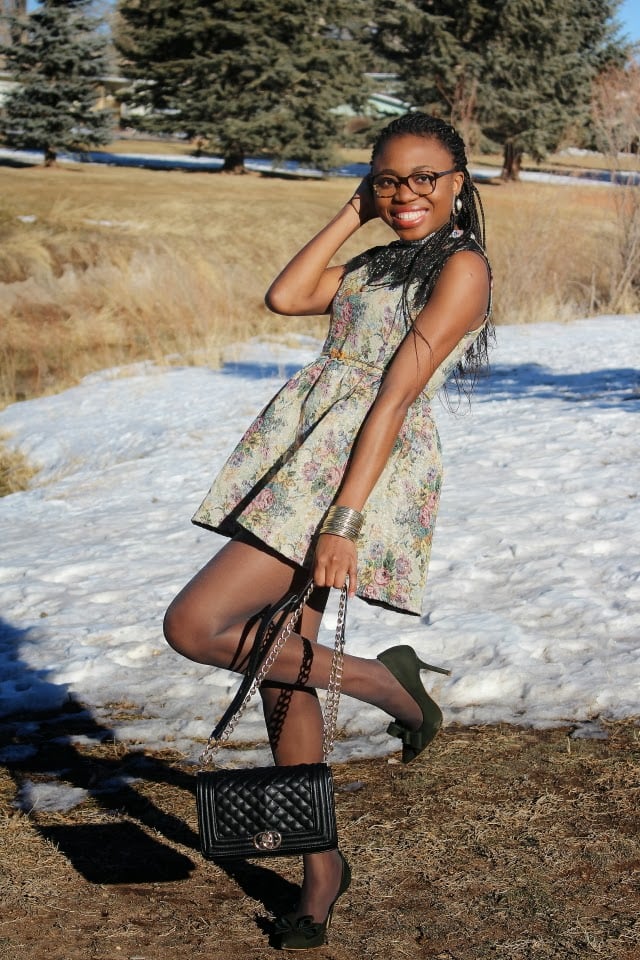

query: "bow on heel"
xmin=377 ymin=644 xmax=451 ymax=763
xmin=274 ymin=852 xmax=351 ymax=950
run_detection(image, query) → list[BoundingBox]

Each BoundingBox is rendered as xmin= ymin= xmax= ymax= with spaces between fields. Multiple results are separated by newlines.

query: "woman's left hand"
xmin=348 ymin=177 xmax=378 ymax=226
xmin=313 ymin=533 xmax=358 ymax=597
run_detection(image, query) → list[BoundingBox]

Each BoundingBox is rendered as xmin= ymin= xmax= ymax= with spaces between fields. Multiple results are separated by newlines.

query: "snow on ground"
xmin=1 ymin=318 xmax=639 ymax=786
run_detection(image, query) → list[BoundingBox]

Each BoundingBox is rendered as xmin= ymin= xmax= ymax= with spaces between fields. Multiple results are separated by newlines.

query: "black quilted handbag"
xmin=197 ymin=763 xmax=337 ymax=859
xmin=196 ymin=580 xmax=347 ymax=861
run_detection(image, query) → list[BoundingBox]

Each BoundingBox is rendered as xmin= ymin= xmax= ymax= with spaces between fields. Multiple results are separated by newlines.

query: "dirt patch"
xmin=1 ymin=706 xmax=639 ymax=960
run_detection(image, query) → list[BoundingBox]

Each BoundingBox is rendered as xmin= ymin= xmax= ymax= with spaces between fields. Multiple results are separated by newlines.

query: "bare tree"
xmin=591 ymin=64 xmax=640 ymax=314
xmin=592 ymin=63 xmax=640 ymax=160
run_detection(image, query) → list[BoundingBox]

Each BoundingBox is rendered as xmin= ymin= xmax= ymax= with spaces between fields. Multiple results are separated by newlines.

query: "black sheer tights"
xmin=163 ymin=533 xmax=421 ymax=922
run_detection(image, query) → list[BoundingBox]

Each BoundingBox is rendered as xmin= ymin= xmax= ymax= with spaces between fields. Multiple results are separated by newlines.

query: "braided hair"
xmin=349 ymin=112 xmax=493 ymax=396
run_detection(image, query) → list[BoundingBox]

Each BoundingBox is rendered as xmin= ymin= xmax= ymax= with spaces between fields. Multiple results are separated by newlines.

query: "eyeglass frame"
xmin=369 ymin=167 xmax=459 ymax=198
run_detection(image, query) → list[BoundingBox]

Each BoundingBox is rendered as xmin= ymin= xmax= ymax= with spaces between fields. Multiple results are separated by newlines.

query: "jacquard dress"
xmin=192 ymin=238 xmax=489 ymax=615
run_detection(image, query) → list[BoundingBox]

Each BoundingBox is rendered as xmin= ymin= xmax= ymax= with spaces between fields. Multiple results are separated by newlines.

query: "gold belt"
xmin=322 ymin=348 xmax=383 ymax=373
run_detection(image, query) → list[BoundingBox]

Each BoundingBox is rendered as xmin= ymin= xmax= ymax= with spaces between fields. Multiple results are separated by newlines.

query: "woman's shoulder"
xmin=445 ymin=235 xmax=491 ymax=283
xmin=450 ymin=231 xmax=489 ymax=261
xmin=438 ymin=246 xmax=491 ymax=295
xmin=447 ymin=244 xmax=489 ymax=271
xmin=435 ymin=242 xmax=492 ymax=320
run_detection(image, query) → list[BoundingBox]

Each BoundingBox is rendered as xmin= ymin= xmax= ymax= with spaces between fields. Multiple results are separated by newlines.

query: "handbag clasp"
xmin=253 ymin=830 xmax=283 ymax=851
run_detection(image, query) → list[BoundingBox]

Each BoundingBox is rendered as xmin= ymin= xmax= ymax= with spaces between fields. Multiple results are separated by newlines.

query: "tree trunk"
xmin=501 ymin=140 xmax=522 ymax=181
xmin=44 ymin=146 xmax=57 ymax=167
xmin=222 ymin=145 xmax=246 ymax=174
xmin=192 ymin=136 xmax=209 ymax=158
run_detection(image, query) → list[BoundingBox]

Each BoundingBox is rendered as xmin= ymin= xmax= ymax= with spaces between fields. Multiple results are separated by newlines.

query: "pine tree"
xmin=1 ymin=0 xmax=112 ymax=165
xmin=372 ymin=0 xmax=493 ymax=152
xmin=372 ymin=0 xmax=628 ymax=178
xmin=114 ymin=0 xmax=371 ymax=171
xmin=481 ymin=0 xmax=626 ymax=178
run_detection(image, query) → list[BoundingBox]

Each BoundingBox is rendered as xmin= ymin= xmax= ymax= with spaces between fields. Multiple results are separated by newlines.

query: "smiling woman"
xmin=163 ymin=113 xmax=493 ymax=950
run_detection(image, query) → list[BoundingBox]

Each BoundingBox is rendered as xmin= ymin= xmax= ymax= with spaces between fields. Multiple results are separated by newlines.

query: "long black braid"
xmin=347 ymin=112 xmax=493 ymax=396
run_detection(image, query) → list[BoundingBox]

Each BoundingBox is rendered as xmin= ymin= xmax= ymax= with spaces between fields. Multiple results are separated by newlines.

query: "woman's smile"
xmin=390 ymin=206 xmax=429 ymax=227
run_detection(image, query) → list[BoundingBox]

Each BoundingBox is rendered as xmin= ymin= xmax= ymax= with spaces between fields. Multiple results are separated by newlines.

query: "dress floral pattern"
xmin=192 ymin=246 xmax=488 ymax=615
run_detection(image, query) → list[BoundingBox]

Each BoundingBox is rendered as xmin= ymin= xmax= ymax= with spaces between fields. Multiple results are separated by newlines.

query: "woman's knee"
xmin=163 ymin=593 xmax=242 ymax=669
xmin=163 ymin=595 xmax=211 ymax=660
xmin=163 ymin=598 xmax=187 ymax=653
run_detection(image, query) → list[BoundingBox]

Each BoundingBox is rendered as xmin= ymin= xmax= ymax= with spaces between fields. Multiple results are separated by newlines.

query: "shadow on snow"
xmin=474 ymin=362 xmax=640 ymax=409
xmin=220 ymin=357 xmax=639 ymax=411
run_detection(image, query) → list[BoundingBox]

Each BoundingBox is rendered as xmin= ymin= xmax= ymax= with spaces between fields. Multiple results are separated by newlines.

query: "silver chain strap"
xmin=322 ymin=585 xmax=347 ymax=759
xmin=200 ymin=582 xmax=346 ymax=768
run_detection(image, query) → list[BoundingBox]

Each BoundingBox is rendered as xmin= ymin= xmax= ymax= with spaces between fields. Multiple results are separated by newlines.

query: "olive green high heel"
xmin=274 ymin=851 xmax=351 ymax=950
xmin=377 ymin=644 xmax=451 ymax=763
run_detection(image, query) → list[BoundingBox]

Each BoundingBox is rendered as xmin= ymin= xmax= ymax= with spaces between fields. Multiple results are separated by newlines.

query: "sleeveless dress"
xmin=192 ymin=241 xmax=489 ymax=615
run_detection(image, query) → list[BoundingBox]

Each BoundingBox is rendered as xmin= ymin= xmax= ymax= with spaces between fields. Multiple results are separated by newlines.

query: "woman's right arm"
xmin=265 ymin=181 xmax=377 ymax=317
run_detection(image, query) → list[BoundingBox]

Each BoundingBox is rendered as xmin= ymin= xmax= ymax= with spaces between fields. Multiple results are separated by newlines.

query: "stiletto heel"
xmin=377 ymin=644 xmax=451 ymax=764
xmin=416 ymin=658 xmax=450 ymax=676
xmin=274 ymin=851 xmax=351 ymax=950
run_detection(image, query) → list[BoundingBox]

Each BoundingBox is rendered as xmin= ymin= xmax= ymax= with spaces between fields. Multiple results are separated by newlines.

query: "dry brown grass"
xmin=99 ymin=137 xmax=198 ymax=156
xmin=0 ymin=435 xmax=35 ymax=496
xmin=485 ymin=179 xmax=617 ymax=325
xmin=0 ymin=164 xmax=359 ymax=404
xmin=1 ymin=705 xmax=638 ymax=959
xmin=0 ymin=158 xmax=636 ymax=408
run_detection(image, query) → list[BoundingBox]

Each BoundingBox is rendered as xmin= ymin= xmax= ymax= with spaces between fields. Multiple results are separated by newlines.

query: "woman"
xmin=164 ymin=112 xmax=492 ymax=949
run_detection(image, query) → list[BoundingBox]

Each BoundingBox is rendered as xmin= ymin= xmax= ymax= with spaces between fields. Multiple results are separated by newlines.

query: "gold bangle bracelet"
xmin=319 ymin=505 xmax=364 ymax=542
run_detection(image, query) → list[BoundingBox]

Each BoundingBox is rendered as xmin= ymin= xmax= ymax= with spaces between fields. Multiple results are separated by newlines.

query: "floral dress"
xmin=192 ymin=242 xmax=489 ymax=615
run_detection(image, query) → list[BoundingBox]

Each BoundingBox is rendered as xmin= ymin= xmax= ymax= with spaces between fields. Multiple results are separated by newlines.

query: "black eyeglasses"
xmin=370 ymin=168 xmax=458 ymax=198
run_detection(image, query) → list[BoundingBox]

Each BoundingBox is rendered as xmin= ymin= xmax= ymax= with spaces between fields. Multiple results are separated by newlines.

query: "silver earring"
xmin=454 ymin=195 xmax=463 ymax=214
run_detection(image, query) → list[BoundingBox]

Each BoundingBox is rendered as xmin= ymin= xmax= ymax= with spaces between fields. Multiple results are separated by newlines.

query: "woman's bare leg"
xmin=164 ymin=533 xmax=421 ymax=922
xmin=164 ymin=535 xmax=421 ymax=728
xmin=259 ymin=593 xmax=345 ymax=924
